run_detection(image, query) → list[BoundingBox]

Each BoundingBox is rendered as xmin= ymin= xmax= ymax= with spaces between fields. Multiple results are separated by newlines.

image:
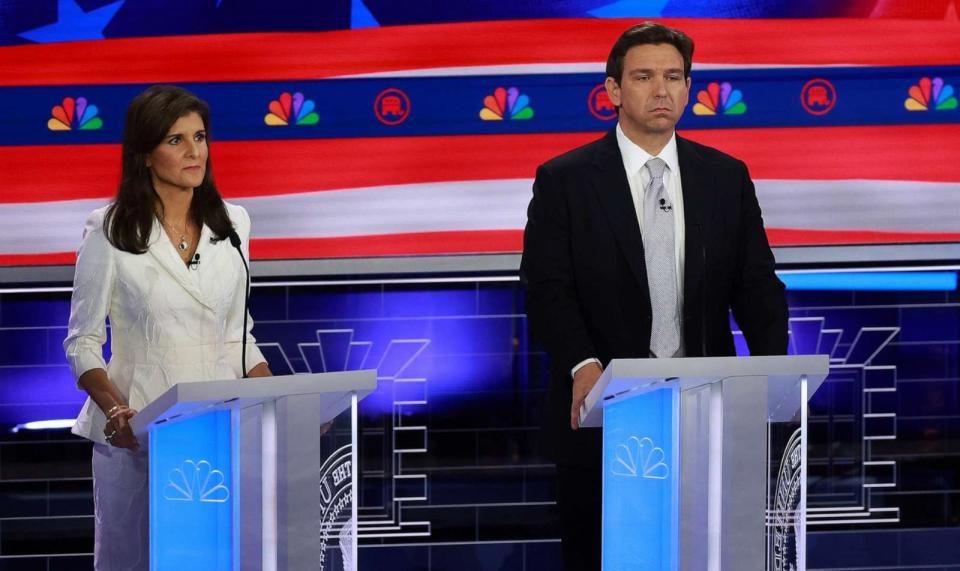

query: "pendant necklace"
xmin=163 ymin=219 xmax=190 ymax=253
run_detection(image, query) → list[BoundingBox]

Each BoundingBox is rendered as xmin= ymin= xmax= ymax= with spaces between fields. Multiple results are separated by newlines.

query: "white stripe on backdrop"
xmin=4 ymin=179 xmax=960 ymax=255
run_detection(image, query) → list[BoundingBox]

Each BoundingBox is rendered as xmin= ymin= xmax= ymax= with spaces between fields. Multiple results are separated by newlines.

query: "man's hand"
xmin=570 ymin=362 xmax=603 ymax=430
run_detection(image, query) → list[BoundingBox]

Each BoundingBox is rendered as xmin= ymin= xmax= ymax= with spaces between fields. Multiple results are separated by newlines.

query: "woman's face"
xmin=146 ymin=111 xmax=208 ymax=194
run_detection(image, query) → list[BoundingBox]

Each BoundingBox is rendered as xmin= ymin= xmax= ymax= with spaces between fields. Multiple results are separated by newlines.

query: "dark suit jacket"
xmin=520 ymin=128 xmax=788 ymax=465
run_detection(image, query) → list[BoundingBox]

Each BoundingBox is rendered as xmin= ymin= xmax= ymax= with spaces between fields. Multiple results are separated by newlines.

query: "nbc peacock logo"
xmin=479 ymin=87 xmax=533 ymax=120
xmin=47 ymin=97 xmax=102 ymax=130
xmin=692 ymin=82 xmax=746 ymax=116
xmin=904 ymin=77 xmax=957 ymax=111
xmin=264 ymin=92 xmax=320 ymax=126
xmin=162 ymin=460 xmax=230 ymax=503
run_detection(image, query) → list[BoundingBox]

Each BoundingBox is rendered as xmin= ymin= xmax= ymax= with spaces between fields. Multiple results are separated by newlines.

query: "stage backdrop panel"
xmin=1 ymin=3 xmax=959 ymax=270
xmin=0 ymin=273 xmax=958 ymax=569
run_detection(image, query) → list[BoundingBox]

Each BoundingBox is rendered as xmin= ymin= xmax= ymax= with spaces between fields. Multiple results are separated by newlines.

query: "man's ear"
xmin=604 ymin=76 xmax=621 ymax=108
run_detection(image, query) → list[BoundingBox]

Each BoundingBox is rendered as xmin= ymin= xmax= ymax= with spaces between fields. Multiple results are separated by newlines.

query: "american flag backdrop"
xmin=1 ymin=1 xmax=959 ymax=268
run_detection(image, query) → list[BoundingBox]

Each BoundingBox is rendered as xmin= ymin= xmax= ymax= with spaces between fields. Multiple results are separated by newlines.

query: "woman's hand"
xmin=78 ymin=369 xmax=139 ymax=449
xmin=247 ymin=362 xmax=273 ymax=378
xmin=104 ymin=406 xmax=140 ymax=451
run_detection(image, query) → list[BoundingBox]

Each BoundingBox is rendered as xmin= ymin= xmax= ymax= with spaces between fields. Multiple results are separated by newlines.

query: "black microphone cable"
xmin=228 ymin=230 xmax=250 ymax=378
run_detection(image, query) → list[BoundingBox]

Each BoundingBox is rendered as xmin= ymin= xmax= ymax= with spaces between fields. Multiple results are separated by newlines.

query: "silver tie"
xmin=643 ymin=157 xmax=680 ymax=358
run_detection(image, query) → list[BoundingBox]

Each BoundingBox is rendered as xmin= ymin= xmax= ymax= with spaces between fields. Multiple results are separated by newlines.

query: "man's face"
xmin=605 ymin=43 xmax=691 ymax=138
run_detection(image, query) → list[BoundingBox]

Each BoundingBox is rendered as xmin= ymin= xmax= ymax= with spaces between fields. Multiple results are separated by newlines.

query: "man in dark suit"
xmin=520 ymin=22 xmax=788 ymax=571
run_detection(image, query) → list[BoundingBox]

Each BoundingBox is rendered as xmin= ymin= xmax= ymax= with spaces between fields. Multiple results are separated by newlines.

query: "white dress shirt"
xmin=571 ymin=124 xmax=686 ymax=377
xmin=616 ymin=124 xmax=686 ymax=296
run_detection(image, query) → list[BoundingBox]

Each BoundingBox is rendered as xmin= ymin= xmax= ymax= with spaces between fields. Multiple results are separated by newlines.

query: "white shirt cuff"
xmin=571 ymin=357 xmax=601 ymax=378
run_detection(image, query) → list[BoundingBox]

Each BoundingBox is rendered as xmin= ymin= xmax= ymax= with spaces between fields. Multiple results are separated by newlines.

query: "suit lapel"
xmin=146 ymin=220 xmax=214 ymax=310
xmin=195 ymin=224 xmax=234 ymax=312
xmin=678 ymin=136 xmax=711 ymax=324
xmin=591 ymin=130 xmax=651 ymax=293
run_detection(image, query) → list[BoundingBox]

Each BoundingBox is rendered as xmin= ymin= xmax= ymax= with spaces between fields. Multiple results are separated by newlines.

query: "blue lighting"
xmin=779 ymin=271 xmax=958 ymax=291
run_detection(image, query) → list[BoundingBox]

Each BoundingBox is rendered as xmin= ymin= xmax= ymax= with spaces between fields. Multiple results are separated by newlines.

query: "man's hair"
xmin=605 ymin=22 xmax=695 ymax=83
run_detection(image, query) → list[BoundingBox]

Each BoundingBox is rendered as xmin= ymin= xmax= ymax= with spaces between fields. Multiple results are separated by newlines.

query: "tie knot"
xmin=645 ymin=157 xmax=667 ymax=180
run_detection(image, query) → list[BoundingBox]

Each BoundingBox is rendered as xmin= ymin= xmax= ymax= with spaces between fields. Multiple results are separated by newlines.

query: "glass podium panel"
xmin=150 ymin=409 xmax=236 ymax=571
xmin=238 ymin=394 xmax=359 ymax=571
xmin=597 ymin=360 xmax=821 ymax=571
xmin=277 ymin=393 xmax=357 ymax=571
xmin=140 ymin=372 xmax=372 ymax=571
xmin=763 ymin=375 xmax=807 ymax=571
xmin=602 ymin=387 xmax=680 ymax=570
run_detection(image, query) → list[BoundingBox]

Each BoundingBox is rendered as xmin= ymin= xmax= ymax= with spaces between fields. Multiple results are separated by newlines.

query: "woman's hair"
xmin=104 ymin=85 xmax=234 ymax=253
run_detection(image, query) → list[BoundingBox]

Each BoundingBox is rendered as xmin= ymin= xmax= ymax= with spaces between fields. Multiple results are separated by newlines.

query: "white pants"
xmin=92 ymin=444 xmax=149 ymax=571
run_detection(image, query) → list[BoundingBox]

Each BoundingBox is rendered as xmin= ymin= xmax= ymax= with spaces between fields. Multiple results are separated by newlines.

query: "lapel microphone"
xmin=659 ymin=198 xmax=673 ymax=212
xmin=228 ymin=230 xmax=250 ymax=379
xmin=188 ymin=253 xmax=200 ymax=270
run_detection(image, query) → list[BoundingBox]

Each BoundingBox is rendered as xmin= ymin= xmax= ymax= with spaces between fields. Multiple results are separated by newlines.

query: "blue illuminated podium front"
xmin=131 ymin=371 xmax=376 ymax=571
xmin=579 ymin=356 xmax=828 ymax=571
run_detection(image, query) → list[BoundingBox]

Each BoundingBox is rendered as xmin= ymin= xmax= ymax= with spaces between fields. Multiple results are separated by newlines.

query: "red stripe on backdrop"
xmin=683 ymin=124 xmax=960 ymax=182
xmin=3 ymin=125 xmax=959 ymax=204
xmin=2 ymin=18 xmax=959 ymax=86
xmin=0 ymin=134 xmax=590 ymax=203
xmin=2 ymin=144 xmax=121 ymax=203
xmin=250 ymin=230 xmax=524 ymax=259
xmin=768 ymin=228 xmax=960 ymax=246
xmin=0 ymin=252 xmax=76 ymax=266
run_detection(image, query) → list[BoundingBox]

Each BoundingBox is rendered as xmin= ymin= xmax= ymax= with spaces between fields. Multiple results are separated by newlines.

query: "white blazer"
xmin=64 ymin=202 xmax=266 ymax=443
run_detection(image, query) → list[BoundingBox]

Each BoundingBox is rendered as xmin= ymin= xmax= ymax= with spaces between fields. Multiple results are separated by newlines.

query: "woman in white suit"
xmin=63 ymin=85 xmax=272 ymax=570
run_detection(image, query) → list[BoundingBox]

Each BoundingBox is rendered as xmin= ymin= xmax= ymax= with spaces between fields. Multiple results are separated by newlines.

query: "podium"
xmin=130 ymin=371 xmax=377 ymax=571
xmin=579 ymin=356 xmax=829 ymax=571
